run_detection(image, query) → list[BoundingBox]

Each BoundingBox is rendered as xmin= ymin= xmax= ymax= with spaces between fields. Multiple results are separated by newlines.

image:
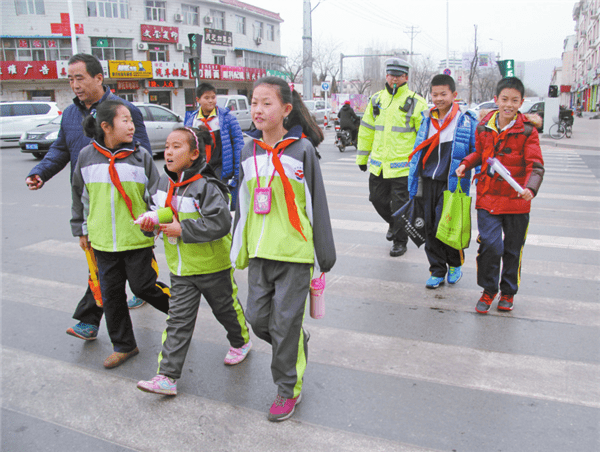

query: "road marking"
xmin=3 ymin=347 xmax=427 ymax=452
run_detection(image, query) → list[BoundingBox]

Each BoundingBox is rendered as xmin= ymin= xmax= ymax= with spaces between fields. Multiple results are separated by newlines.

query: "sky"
xmin=249 ymin=0 xmax=577 ymax=75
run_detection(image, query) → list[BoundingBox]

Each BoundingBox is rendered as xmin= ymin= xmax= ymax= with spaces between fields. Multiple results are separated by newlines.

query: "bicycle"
xmin=549 ymin=120 xmax=572 ymax=139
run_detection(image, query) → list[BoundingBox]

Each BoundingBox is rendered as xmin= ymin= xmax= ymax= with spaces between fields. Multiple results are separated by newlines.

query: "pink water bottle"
xmin=310 ymin=272 xmax=326 ymax=319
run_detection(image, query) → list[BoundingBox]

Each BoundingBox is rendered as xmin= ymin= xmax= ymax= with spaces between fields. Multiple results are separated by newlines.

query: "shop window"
xmin=1 ymin=38 xmax=71 ymax=62
xmin=91 ymin=37 xmax=133 ymax=60
xmin=148 ymin=44 xmax=167 ymax=62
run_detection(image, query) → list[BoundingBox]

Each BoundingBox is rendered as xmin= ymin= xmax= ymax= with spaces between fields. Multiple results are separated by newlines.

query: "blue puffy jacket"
xmin=28 ymin=87 xmax=150 ymax=183
xmin=408 ymin=109 xmax=477 ymax=198
xmin=184 ymin=106 xmax=244 ymax=208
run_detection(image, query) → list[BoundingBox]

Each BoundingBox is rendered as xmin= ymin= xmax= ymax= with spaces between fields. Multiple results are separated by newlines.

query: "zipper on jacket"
xmin=111 ymin=184 xmax=117 ymax=251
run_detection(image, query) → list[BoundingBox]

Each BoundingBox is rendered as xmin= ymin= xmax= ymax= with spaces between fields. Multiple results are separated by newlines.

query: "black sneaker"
xmin=386 ymin=225 xmax=394 ymax=241
xmin=475 ymin=291 xmax=497 ymax=314
xmin=390 ymin=242 xmax=407 ymax=257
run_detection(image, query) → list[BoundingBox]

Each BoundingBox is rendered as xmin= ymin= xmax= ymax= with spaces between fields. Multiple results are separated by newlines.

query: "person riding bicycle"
xmin=338 ymin=101 xmax=359 ymax=142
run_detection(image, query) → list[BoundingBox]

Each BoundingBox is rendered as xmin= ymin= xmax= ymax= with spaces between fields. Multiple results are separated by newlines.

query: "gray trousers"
xmin=246 ymin=258 xmax=311 ymax=399
xmin=158 ymin=268 xmax=250 ymax=380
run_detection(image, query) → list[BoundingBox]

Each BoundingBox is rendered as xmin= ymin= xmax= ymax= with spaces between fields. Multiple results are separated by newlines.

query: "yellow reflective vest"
xmin=356 ymin=84 xmax=427 ymax=178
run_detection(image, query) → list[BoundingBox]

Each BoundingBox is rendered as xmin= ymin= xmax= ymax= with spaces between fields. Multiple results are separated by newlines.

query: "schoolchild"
xmin=71 ymin=100 xmax=170 ymax=368
xmin=230 ymin=77 xmax=336 ymax=421
xmin=184 ymin=82 xmax=245 ymax=209
xmin=456 ymin=77 xmax=544 ymax=313
xmin=408 ymin=74 xmax=477 ymax=289
xmin=136 ymin=126 xmax=252 ymax=396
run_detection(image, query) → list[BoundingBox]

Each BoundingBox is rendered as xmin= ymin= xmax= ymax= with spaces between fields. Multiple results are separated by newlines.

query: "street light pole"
xmin=489 ymin=37 xmax=503 ymax=60
xmin=302 ymin=0 xmax=313 ymax=100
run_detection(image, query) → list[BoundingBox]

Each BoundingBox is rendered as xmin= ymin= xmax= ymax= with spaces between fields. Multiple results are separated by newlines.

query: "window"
xmin=214 ymin=55 xmax=225 ymax=65
xmin=15 ymin=0 xmax=45 ymax=15
xmin=1 ymin=38 xmax=72 ymax=61
xmin=254 ymin=21 xmax=263 ymax=39
xmin=148 ymin=105 xmax=178 ymax=122
xmin=87 ymin=0 xmax=129 ymax=18
xmin=91 ymin=37 xmax=133 ymax=60
xmin=146 ymin=0 xmax=166 ymax=21
xmin=211 ymin=10 xmax=225 ymax=31
xmin=266 ymin=24 xmax=275 ymax=41
xmin=182 ymin=4 xmax=198 ymax=25
xmin=236 ymin=15 xmax=246 ymax=35
xmin=148 ymin=44 xmax=167 ymax=62
xmin=238 ymin=98 xmax=247 ymax=110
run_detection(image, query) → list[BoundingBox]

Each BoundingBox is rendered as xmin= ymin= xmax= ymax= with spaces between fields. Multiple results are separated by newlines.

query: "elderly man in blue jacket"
xmin=25 ymin=53 xmax=151 ymax=341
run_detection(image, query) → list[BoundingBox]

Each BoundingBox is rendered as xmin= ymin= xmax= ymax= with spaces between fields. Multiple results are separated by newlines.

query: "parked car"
xmin=19 ymin=115 xmax=62 ymax=160
xmin=1 ymin=101 xmax=61 ymax=147
xmin=523 ymin=101 xmax=574 ymax=132
xmin=304 ymin=99 xmax=332 ymax=126
xmin=133 ymin=102 xmax=184 ymax=155
xmin=468 ymin=100 xmax=498 ymax=116
xmin=216 ymin=94 xmax=252 ymax=130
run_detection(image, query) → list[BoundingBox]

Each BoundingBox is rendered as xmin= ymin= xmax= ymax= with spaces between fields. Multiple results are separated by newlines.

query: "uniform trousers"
xmin=368 ymin=172 xmax=409 ymax=245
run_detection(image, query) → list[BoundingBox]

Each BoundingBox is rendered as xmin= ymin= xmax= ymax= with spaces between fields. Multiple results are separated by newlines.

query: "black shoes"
xmin=386 ymin=225 xmax=394 ymax=241
xmin=390 ymin=242 xmax=407 ymax=257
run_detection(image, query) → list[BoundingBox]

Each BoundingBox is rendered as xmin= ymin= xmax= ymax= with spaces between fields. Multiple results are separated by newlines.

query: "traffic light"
xmin=188 ymin=33 xmax=202 ymax=58
xmin=548 ymin=85 xmax=559 ymax=98
xmin=189 ymin=57 xmax=200 ymax=79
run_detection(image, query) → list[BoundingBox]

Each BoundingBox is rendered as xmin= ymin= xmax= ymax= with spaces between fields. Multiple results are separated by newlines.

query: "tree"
xmin=408 ymin=56 xmax=437 ymax=97
xmin=281 ymin=49 xmax=306 ymax=84
xmin=312 ymin=38 xmax=342 ymax=93
xmin=474 ymin=68 xmax=501 ymax=102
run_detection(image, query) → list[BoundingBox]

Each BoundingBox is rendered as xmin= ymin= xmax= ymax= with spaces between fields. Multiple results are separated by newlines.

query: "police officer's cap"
xmin=385 ymin=58 xmax=411 ymax=76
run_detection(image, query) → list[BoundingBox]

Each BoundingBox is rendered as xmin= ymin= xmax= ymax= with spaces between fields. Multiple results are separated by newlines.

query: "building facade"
xmin=571 ymin=0 xmax=600 ymax=111
xmin=1 ymin=0 xmax=286 ymax=115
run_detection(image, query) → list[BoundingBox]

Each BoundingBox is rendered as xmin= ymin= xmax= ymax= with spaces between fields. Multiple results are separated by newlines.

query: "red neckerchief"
xmin=93 ymin=142 xmax=136 ymax=220
xmin=198 ymin=113 xmax=215 ymax=163
xmin=476 ymin=113 xmax=511 ymax=179
xmin=254 ymin=135 xmax=307 ymax=241
xmin=165 ymin=174 xmax=203 ymax=221
xmin=408 ymin=102 xmax=460 ymax=168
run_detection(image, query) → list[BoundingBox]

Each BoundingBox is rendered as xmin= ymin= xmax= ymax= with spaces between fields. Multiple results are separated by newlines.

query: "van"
xmin=216 ymin=95 xmax=252 ymax=130
xmin=0 ymin=101 xmax=61 ymax=147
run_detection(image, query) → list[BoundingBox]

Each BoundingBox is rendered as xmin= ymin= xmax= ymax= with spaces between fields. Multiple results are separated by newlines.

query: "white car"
xmin=132 ymin=103 xmax=184 ymax=155
xmin=0 ymin=101 xmax=62 ymax=147
xmin=304 ymin=99 xmax=332 ymax=126
xmin=216 ymin=95 xmax=252 ymax=130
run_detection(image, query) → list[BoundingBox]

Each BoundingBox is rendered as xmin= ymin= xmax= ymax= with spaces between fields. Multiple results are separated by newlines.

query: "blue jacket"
xmin=28 ymin=87 xmax=150 ymax=183
xmin=408 ymin=108 xmax=477 ymax=198
xmin=184 ymin=107 xmax=243 ymax=184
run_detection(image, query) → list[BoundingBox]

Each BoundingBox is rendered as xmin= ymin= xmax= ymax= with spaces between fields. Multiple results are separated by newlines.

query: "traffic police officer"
xmin=356 ymin=58 xmax=427 ymax=256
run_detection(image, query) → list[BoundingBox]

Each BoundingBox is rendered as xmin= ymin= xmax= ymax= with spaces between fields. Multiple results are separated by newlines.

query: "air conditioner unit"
xmin=256 ymin=37 xmax=262 ymax=45
xmin=174 ymin=13 xmax=183 ymax=22
xmin=137 ymin=43 xmax=148 ymax=51
xmin=204 ymin=16 xmax=213 ymax=25
xmin=176 ymin=43 xmax=185 ymax=51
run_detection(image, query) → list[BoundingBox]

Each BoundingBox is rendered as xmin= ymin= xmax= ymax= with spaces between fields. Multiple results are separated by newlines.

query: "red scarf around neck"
xmin=165 ymin=174 xmax=203 ymax=221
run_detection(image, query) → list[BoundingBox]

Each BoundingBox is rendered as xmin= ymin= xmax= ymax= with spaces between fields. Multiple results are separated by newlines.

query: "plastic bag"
xmin=436 ymin=183 xmax=472 ymax=250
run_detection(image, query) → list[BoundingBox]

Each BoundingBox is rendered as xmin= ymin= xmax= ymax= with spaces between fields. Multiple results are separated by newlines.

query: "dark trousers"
xmin=246 ymin=258 xmax=310 ymax=399
xmin=72 ymin=285 xmax=103 ymax=327
xmin=476 ymin=209 xmax=529 ymax=295
xmin=158 ymin=269 xmax=250 ymax=380
xmin=95 ymin=247 xmax=170 ymax=353
xmin=368 ymin=173 xmax=408 ymax=245
xmin=422 ymin=178 xmax=464 ymax=277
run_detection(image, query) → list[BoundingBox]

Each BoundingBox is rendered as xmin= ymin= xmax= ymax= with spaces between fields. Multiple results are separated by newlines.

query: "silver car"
xmin=1 ymin=101 xmax=62 ymax=147
xmin=132 ymin=103 xmax=184 ymax=155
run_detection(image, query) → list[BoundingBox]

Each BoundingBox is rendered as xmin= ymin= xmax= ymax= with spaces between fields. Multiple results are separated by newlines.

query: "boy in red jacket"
xmin=456 ymin=77 xmax=544 ymax=313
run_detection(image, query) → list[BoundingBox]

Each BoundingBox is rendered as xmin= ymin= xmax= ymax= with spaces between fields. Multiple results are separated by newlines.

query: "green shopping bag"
xmin=436 ymin=182 xmax=472 ymax=250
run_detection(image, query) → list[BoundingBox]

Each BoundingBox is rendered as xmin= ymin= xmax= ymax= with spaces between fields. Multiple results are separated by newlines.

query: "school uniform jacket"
xmin=71 ymin=140 xmax=159 ymax=252
xmin=408 ymin=108 xmax=478 ymax=198
xmin=461 ymin=110 xmax=544 ymax=215
xmin=150 ymin=159 xmax=233 ymax=276
xmin=230 ymin=125 xmax=336 ymax=273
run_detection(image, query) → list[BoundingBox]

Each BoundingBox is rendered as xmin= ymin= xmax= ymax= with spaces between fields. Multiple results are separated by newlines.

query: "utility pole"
xmin=468 ymin=25 xmax=478 ymax=105
xmin=445 ymin=0 xmax=449 ymax=70
xmin=67 ymin=0 xmax=78 ymax=55
xmin=302 ymin=0 xmax=313 ymax=100
xmin=404 ymin=26 xmax=420 ymax=65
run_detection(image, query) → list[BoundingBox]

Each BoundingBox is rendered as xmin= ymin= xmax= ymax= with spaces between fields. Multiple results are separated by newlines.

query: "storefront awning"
xmin=234 ymin=47 xmax=285 ymax=58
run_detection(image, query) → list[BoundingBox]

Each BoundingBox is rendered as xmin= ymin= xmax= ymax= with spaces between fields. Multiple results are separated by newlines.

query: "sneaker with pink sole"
xmin=268 ymin=393 xmax=302 ymax=422
xmin=137 ymin=375 xmax=177 ymax=396
xmin=224 ymin=340 xmax=252 ymax=365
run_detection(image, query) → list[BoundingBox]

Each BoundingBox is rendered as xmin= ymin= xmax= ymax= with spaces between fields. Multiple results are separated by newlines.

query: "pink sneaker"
xmin=137 ymin=375 xmax=177 ymax=395
xmin=268 ymin=393 xmax=302 ymax=422
xmin=224 ymin=340 xmax=252 ymax=365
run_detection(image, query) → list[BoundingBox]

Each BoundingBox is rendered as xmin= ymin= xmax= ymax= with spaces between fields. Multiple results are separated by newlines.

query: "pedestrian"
xmin=71 ymin=100 xmax=170 ymax=368
xmin=357 ymin=58 xmax=428 ymax=257
xmin=184 ymin=82 xmax=244 ymax=210
xmin=408 ymin=74 xmax=478 ymax=289
xmin=135 ymin=126 xmax=252 ymax=396
xmin=456 ymin=77 xmax=545 ymax=313
xmin=25 ymin=53 xmax=152 ymax=341
xmin=337 ymin=100 xmax=360 ymax=142
xmin=230 ymin=77 xmax=336 ymax=421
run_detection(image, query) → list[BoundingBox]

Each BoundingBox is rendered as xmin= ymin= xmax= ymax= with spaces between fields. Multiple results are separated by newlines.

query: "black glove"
xmin=359 ymin=164 xmax=367 ymax=172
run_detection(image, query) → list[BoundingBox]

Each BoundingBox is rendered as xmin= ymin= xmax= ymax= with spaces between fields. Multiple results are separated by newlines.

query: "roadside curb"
xmin=539 ymin=139 xmax=600 ymax=151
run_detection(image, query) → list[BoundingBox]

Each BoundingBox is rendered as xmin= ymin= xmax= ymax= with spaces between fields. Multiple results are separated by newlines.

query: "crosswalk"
xmin=3 ymin=146 xmax=599 ymax=451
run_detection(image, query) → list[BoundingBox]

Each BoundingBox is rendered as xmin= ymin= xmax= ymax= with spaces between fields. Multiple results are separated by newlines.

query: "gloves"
xmin=359 ymin=164 xmax=367 ymax=172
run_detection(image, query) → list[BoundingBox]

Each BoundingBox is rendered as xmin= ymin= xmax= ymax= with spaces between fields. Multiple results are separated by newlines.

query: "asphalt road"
xmin=2 ymin=132 xmax=599 ymax=452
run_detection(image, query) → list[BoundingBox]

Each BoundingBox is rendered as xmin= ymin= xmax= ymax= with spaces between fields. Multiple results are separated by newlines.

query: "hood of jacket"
xmin=164 ymin=157 xmax=229 ymax=198
xmin=479 ymin=109 xmax=543 ymax=130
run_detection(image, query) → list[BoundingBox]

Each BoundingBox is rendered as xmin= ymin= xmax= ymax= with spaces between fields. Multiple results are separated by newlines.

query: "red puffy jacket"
xmin=461 ymin=111 xmax=544 ymax=215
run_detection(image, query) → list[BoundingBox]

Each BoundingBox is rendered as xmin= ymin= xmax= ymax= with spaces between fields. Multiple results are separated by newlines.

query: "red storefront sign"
xmin=560 ymin=85 xmax=571 ymax=93
xmin=198 ymin=64 xmax=221 ymax=80
xmin=141 ymin=25 xmax=179 ymax=43
xmin=245 ymin=67 xmax=266 ymax=81
xmin=0 ymin=61 xmax=58 ymax=80
xmin=117 ymin=80 xmax=140 ymax=90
